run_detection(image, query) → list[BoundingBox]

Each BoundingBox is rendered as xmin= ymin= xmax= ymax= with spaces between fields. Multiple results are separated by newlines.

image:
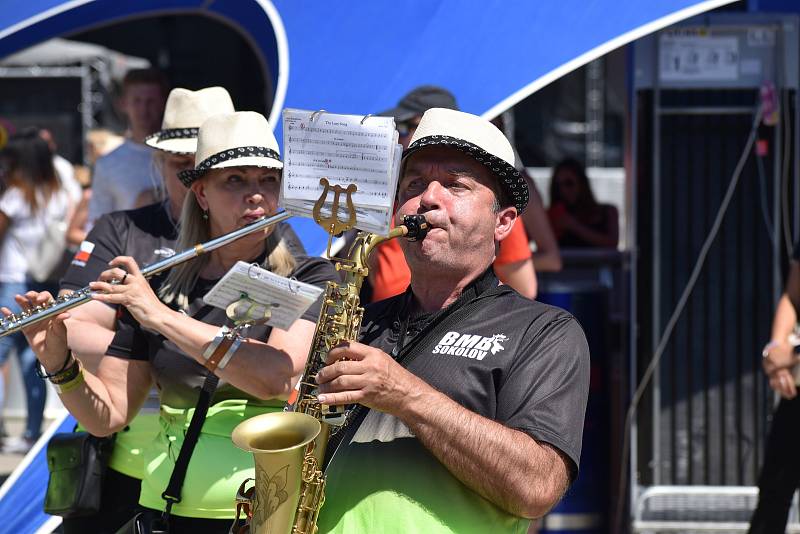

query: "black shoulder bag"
xmin=43 ymin=431 xmax=117 ymax=517
xmin=115 ymin=373 xmax=219 ymax=534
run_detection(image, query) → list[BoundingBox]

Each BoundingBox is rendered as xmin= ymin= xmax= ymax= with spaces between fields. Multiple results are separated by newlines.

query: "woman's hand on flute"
xmin=90 ymin=256 xmax=173 ymax=331
xmin=3 ymin=291 xmax=70 ymax=372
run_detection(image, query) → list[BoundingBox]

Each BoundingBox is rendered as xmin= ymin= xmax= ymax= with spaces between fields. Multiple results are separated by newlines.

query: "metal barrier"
xmin=631 ymin=20 xmax=799 ymax=533
xmin=633 ymin=486 xmax=800 ymax=533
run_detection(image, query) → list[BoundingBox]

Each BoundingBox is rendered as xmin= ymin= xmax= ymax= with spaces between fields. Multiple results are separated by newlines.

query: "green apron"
xmin=107 ymin=412 xmax=161 ymax=479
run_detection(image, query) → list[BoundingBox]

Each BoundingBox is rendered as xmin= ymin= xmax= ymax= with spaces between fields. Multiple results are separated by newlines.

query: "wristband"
xmin=202 ymin=325 xmax=231 ymax=361
xmin=204 ymin=337 xmax=234 ymax=372
xmin=216 ymin=335 xmax=243 ymax=371
xmin=48 ymin=358 xmax=80 ymax=385
xmin=53 ymin=360 xmax=85 ymax=394
xmin=762 ymin=340 xmax=781 ymax=358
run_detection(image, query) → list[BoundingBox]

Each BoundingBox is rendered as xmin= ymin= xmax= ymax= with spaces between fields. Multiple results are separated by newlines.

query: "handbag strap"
xmin=160 ymin=372 xmax=220 ymax=519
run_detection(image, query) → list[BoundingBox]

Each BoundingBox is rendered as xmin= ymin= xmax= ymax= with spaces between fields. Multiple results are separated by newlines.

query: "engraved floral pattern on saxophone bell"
xmin=254 ymin=462 xmax=290 ymax=530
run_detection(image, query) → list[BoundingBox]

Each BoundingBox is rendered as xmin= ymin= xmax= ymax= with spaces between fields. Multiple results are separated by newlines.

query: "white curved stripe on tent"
xmin=481 ymin=0 xmax=737 ymax=119
xmin=0 ymin=0 xmax=288 ymax=129
xmin=0 ymin=0 xmax=94 ymax=42
xmin=253 ymin=0 xmax=289 ymax=129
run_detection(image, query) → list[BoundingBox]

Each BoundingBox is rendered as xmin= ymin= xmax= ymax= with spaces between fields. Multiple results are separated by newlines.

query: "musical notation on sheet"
xmin=281 ymin=109 xmax=402 ymax=235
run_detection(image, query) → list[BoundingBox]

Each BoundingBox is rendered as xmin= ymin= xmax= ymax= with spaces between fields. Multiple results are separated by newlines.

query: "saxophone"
xmin=231 ymin=214 xmax=429 ymax=534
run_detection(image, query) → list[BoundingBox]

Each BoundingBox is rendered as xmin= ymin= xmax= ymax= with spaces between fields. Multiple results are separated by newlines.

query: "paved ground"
xmin=0 ymin=417 xmax=66 ymax=534
xmin=0 ymin=417 xmax=51 ymax=486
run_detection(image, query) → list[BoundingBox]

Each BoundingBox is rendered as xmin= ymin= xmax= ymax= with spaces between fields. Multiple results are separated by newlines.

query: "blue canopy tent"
xmin=0 ymin=0 xmax=735 ymax=253
xmin=0 ymin=1 xmax=735 ymax=532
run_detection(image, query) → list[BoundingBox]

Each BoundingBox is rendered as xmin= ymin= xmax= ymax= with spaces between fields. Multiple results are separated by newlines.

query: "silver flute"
xmin=0 ymin=211 xmax=292 ymax=338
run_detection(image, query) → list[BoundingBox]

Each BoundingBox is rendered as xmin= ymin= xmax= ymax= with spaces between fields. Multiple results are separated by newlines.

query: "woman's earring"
xmin=202 ymin=210 xmax=209 ymax=221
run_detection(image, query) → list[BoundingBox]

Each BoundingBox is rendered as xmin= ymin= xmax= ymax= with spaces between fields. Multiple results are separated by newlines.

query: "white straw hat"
xmin=178 ymin=111 xmax=283 ymax=186
xmin=144 ymin=87 xmax=235 ymax=154
xmin=404 ymin=108 xmax=529 ymax=212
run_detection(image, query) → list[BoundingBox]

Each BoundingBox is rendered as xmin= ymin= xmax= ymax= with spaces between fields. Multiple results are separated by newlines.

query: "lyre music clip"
xmin=313 ymin=177 xmax=358 ymax=258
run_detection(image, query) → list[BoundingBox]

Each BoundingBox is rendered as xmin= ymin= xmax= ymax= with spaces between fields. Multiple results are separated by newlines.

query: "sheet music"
xmin=282 ymin=109 xmax=402 ymax=235
xmin=203 ymin=261 xmax=324 ymax=331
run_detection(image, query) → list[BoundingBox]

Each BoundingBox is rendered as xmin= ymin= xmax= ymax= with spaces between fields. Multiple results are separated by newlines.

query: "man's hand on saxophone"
xmin=316 ymin=340 xmax=432 ymax=414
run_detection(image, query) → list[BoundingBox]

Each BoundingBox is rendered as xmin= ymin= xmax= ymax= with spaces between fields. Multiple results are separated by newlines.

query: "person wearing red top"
xmin=371 ymin=222 xmax=534 ymax=302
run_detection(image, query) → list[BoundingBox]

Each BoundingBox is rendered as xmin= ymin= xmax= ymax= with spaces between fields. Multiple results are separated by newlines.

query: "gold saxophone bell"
xmin=231 ymin=412 xmax=322 ymax=534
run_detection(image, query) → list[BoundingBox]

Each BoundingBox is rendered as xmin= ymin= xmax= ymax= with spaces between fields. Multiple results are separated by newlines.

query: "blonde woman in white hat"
xmin=54 ymin=86 xmax=236 ymax=534
xmin=18 ymin=111 xmax=337 ymax=532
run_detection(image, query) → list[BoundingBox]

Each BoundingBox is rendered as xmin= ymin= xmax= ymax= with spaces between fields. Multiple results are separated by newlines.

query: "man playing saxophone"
xmin=314 ymin=108 xmax=591 ymax=534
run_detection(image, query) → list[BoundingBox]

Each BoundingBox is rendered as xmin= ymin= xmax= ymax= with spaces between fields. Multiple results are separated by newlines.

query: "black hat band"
xmin=177 ymin=145 xmax=281 ymax=186
xmin=404 ymin=135 xmax=529 ymax=212
xmin=156 ymin=127 xmax=199 ymax=140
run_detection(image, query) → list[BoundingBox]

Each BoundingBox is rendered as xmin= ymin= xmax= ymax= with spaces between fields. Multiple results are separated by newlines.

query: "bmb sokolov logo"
xmin=432 ymin=331 xmax=508 ymax=361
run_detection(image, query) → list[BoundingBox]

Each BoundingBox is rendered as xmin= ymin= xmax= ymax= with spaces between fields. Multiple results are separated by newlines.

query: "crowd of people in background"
xmin=0 ymin=68 xmax=170 ymax=454
xmin=0 ymin=128 xmax=71 ymax=452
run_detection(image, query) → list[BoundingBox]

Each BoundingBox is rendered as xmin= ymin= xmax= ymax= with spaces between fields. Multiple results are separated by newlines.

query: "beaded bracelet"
xmin=35 ymin=351 xmax=73 ymax=380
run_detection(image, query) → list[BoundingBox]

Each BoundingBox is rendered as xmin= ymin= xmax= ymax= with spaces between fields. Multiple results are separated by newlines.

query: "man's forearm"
xmin=397 ymin=387 xmax=569 ymax=518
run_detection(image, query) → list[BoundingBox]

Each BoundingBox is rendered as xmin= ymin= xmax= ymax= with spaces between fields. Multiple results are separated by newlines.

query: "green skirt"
xmin=138 ymin=399 xmax=283 ymax=519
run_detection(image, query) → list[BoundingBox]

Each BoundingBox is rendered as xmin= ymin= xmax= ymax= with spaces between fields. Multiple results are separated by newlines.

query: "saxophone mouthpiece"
xmin=402 ymin=215 xmax=429 ymax=242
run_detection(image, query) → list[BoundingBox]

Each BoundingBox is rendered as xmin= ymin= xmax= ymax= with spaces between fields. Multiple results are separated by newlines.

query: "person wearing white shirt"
xmin=38 ymin=128 xmax=82 ymax=206
xmin=86 ymin=68 xmax=168 ymax=229
xmin=0 ymin=129 xmax=71 ymax=452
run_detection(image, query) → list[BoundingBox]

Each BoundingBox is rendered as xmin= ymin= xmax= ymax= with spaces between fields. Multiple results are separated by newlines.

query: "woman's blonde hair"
xmin=159 ymin=185 xmax=295 ymax=309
